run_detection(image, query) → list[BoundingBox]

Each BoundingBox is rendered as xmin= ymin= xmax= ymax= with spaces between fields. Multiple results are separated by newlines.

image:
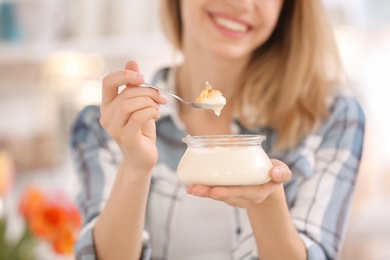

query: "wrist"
xmin=247 ymin=184 xmax=287 ymax=213
xmin=119 ymin=160 xmax=153 ymax=182
xmin=264 ymin=184 xmax=286 ymax=204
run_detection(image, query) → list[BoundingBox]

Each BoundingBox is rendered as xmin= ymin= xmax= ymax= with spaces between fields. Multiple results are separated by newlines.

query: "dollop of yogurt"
xmin=196 ymin=81 xmax=226 ymax=116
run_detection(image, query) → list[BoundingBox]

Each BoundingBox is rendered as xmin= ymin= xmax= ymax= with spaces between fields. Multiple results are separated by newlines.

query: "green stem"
xmin=0 ymin=218 xmax=38 ymax=260
xmin=12 ymin=226 xmax=38 ymax=259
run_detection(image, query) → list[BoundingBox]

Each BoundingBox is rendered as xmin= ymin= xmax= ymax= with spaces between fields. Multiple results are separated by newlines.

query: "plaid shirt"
xmin=70 ymin=67 xmax=365 ymax=260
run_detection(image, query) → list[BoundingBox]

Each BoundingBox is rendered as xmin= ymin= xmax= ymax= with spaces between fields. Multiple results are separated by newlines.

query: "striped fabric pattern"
xmin=70 ymin=67 xmax=365 ymax=260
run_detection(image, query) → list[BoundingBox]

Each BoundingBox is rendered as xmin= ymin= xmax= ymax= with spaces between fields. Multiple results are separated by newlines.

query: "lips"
xmin=211 ymin=13 xmax=252 ymax=35
xmin=215 ymin=16 xmax=248 ymax=32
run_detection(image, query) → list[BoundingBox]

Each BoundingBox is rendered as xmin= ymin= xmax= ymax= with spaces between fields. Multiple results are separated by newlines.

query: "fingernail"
xmin=137 ymin=73 xmax=144 ymax=81
xmin=273 ymin=167 xmax=282 ymax=179
xmin=160 ymin=92 xmax=168 ymax=101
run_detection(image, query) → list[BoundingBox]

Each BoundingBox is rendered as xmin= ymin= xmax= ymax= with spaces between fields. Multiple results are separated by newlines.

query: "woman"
xmin=71 ymin=0 xmax=365 ymax=259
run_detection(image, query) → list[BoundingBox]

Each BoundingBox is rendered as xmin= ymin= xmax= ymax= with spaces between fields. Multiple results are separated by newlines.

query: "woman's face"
xmin=180 ymin=0 xmax=284 ymax=60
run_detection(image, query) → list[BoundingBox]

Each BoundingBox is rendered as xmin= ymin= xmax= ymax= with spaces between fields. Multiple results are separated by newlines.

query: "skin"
xmin=95 ymin=0 xmax=307 ymax=259
xmin=96 ymin=61 xmax=167 ymax=259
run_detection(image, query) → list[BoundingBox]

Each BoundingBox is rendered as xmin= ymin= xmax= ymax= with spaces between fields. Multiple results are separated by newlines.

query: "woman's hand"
xmin=100 ymin=60 xmax=167 ymax=172
xmin=186 ymin=159 xmax=291 ymax=208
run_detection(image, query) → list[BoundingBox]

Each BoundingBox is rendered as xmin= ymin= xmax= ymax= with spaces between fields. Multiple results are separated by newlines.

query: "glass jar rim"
xmin=182 ymin=134 xmax=266 ymax=146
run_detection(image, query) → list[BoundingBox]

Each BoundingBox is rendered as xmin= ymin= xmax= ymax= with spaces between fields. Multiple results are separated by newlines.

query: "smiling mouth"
xmin=213 ymin=16 xmax=250 ymax=33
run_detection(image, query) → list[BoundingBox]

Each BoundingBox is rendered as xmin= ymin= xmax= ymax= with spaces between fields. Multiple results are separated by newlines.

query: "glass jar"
xmin=177 ymin=135 xmax=272 ymax=186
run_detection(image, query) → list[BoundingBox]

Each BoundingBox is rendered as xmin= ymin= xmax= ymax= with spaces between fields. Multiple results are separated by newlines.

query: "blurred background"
xmin=0 ymin=0 xmax=389 ymax=259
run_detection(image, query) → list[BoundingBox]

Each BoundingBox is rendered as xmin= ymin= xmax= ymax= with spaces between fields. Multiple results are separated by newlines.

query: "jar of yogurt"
xmin=177 ymin=135 xmax=273 ymax=186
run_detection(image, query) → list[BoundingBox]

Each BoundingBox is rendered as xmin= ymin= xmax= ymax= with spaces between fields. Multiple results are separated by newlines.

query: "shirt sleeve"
xmin=70 ymin=105 xmax=152 ymax=260
xmin=289 ymin=94 xmax=365 ymax=260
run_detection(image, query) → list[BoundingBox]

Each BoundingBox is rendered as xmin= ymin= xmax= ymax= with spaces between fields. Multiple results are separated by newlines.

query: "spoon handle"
xmin=140 ymin=82 xmax=202 ymax=108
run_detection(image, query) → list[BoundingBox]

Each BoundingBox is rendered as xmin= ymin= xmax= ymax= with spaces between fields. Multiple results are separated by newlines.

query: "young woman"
xmin=71 ymin=0 xmax=365 ymax=259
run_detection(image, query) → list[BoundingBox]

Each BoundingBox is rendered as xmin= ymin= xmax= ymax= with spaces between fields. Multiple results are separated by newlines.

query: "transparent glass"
xmin=177 ymin=135 xmax=272 ymax=186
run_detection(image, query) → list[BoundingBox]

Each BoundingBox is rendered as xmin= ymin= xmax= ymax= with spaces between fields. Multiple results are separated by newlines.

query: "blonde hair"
xmin=160 ymin=0 xmax=343 ymax=151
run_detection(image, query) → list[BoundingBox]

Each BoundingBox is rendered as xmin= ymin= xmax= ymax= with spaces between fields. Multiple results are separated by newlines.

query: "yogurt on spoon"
xmin=196 ymin=81 xmax=226 ymax=116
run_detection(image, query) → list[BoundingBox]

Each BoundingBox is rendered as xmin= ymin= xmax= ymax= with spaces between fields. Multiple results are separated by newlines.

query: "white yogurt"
xmin=177 ymin=135 xmax=272 ymax=186
xmin=196 ymin=81 xmax=226 ymax=116
xmin=199 ymin=96 xmax=226 ymax=116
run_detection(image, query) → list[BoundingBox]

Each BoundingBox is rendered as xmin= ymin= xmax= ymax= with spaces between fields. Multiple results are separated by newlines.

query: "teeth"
xmin=215 ymin=17 xmax=248 ymax=32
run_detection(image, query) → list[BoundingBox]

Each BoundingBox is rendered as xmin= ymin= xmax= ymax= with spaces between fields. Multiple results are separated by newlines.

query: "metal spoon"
xmin=140 ymin=82 xmax=204 ymax=109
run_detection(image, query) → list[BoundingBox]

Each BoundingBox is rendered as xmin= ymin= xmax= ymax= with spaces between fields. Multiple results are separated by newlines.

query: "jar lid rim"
xmin=182 ymin=134 xmax=266 ymax=145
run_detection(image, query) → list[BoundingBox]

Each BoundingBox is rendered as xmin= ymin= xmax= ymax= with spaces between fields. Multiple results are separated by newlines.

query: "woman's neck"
xmin=176 ymin=49 xmax=249 ymax=104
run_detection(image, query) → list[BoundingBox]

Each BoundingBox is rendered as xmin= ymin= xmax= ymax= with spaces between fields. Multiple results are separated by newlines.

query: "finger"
xmin=101 ymin=86 xmax=166 ymax=126
xmin=125 ymin=60 xmax=140 ymax=73
xmin=188 ymin=185 xmax=261 ymax=208
xmin=107 ymin=97 xmax=160 ymax=136
xmin=186 ymin=185 xmax=194 ymax=194
xmin=123 ymin=60 xmax=142 ymax=89
xmin=124 ymin=106 xmax=161 ymax=137
xmin=103 ymin=82 xmax=167 ymax=121
xmin=102 ymin=70 xmax=145 ymax=105
xmin=269 ymin=159 xmax=292 ymax=184
xmin=187 ymin=185 xmax=212 ymax=198
xmin=117 ymin=86 xmax=168 ymax=105
xmin=189 ymin=184 xmax=265 ymax=201
xmin=103 ymin=85 xmax=167 ymax=118
xmin=102 ymin=60 xmax=143 ymax=105
xmin=209 ymin=185 xmax=266 ymax=202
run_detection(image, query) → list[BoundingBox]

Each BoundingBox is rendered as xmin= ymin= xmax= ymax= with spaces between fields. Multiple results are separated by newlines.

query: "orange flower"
xmin=53 ymin=228 xmax=76 ymax=254
xmin=19 ymin=187 xmax=82 ymax=254
xmin=19 ymin=187 xmax=45 ymax=220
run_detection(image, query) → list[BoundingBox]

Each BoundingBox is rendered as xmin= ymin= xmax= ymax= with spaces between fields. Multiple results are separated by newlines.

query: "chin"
xmin=210 ymin=45 xmax=252 ymax=61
